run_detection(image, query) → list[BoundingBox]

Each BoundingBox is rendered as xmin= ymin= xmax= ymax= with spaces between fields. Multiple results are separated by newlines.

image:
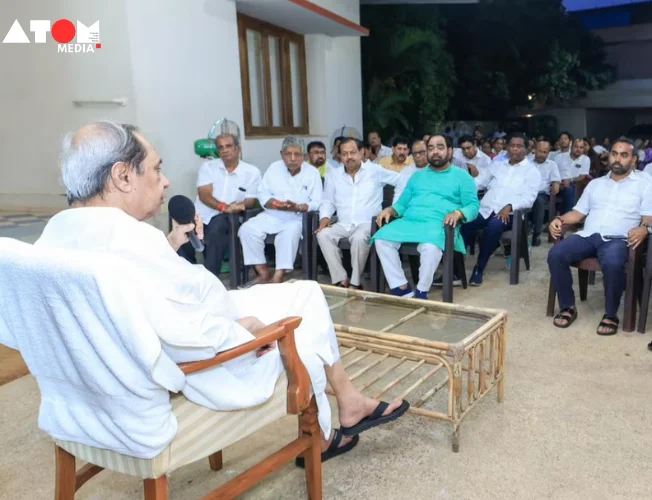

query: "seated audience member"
xmin=238 ymin=136 xmax=322 ymax=285
xmin=548 ymin=137 xmax=652 ymax=336
xmin=549 ymin=131 xmax=572 ymax=161
xmin=591 ymin=137 xmax=607 ymax=155
xmin=393 ymin=139 xmax=429 ymax=203
xmin=307 ymin=140 xmax=328 ymax=179
xmin=316 ymin=138 xmax=399 ymax=289
xmin=602 ymin=137 xmax=612 ymax=151
xmin=368 ymin=131 xmax=392 ymax=162
xmin=378 ymin=136 xmax=414 ymax=172
xmin=328 ymin=136 xmax=345 ymax=168
xmin=554 ymin=138 xmax=591 ymax=214
xmin=35 ymin=121 xmax=408 ymax=462
xmin=373 ymin=134 xmax=479 ymax=299
xmin=530 ymin=138 xmax=561 ymax=246
xmin=454 ymin=135 xmax=492 ymax=178
xmin=362 ymin=141 xmax=372 ymax=162
xmin=191 ymin=133 xmax=261 ymax=277
xmin=644 ymin=161 xmax=652 ymax=177
xmin=481 ymin=139 xmax=494 ymax=158
xmin=491 ymin=137 xmax=507 ymax=161
xmin=461 ymin=133 xmax=541 ymax=286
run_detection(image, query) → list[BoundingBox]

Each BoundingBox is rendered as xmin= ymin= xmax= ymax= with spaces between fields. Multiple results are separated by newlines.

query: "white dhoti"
xmin=181 ymin=280 xmax=339 ymax=436
xmin=375 ymin=240 xmax=443 ymax=292
xmin=238 ymin=212 xmax=302 ymax=271
xmin=316 ymin=222 xmax=371 ymax=286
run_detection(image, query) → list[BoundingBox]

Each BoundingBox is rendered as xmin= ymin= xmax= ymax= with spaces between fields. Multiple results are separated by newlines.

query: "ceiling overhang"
xmin=236 ymin=0 xmax=369 ymax=36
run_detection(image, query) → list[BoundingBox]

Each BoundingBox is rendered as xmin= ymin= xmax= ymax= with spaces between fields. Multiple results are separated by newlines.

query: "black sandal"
xmin=295 ymin=429 xmax=359 ymax=468
xmin=553 ymin=307 xmax=577 ymax=329
xmin=597 ymin=315 xmax=619 ymax=336
xmin=341 ymin=400 xmax=410 ymax=437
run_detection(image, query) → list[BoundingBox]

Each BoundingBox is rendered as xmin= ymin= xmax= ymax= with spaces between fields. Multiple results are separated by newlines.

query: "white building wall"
xmin=0 ymin=0 xmax=363 ymax=210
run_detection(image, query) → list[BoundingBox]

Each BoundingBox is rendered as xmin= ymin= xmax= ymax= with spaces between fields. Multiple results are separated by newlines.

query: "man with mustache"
xmin=307 ymin=141 xmax=328 ymax=179
xmin=238 ymin=136 xmax=322 ymax=285
xmin=461 ymin=133 xmax=540 ymax=286
xmin=548 ymin=137 xmax=652 ymax=336
xmin=372 ymin=134 xmax=479 ymax=299
xmin=555 ymin=137 xmax=591 ymax=214
xmin=378 ymin=136 xmax=414 ymax=173
xmin=316 ymin=138 xmax=399 ymax=289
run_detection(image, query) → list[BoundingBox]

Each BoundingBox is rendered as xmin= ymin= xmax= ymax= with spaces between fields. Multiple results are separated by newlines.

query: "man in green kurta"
xmin=372 ymin=134 xmax=479 ymax=299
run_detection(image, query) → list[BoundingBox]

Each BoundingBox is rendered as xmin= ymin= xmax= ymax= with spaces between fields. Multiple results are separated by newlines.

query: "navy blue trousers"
xmin=461 ymin=213 xmax=513 ymax=271
xmin=559 ymin=184 xmax=575 ymax=215
xmin=547 ymin=233 xmax=628 ymax=318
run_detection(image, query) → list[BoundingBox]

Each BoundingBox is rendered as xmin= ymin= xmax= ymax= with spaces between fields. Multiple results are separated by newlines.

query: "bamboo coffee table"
xmin=321 ymin=284 xmax=507 ymax=452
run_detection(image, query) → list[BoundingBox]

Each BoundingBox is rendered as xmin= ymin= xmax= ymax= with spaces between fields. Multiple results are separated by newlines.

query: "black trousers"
xmin=531 ymin=192 xmax=549 ymax=237
xmin=177 ymin=214 xmax=230 ymax=277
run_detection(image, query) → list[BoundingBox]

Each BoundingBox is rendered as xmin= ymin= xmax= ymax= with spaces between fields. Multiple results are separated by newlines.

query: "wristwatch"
xmin=645 ymin=224 xmax=652 ymax=235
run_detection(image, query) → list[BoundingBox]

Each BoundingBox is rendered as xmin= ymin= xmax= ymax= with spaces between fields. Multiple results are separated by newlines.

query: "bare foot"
xmin=338 ymin=396 xmax=404 ymax=429
xmin=269 ymin=270 xmax=286 ymax=283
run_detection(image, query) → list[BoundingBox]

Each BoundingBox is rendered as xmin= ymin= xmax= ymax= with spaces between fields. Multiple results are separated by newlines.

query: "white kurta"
xmin=34 ymin=207 xmax=339 ymax=437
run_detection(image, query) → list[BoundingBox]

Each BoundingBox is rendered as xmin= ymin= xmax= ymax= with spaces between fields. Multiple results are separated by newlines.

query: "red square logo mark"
xmin=96 ymin=43 xmax=102 ymax=49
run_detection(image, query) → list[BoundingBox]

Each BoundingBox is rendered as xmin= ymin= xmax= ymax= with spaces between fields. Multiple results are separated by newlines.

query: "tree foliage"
xmin=440 ymin=0 xmax=615 ymax=119
xmin=361 ymin=0 xmax=616 ymax=130
xmin=361 ymin=8 xmax=456 ymax=139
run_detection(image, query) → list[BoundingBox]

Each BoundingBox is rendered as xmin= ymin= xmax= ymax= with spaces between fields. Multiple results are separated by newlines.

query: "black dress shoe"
xmin=532 ymin=235 xmax=541 ymax=247
xmin=648 ymin=340 xmax=652 ymax=352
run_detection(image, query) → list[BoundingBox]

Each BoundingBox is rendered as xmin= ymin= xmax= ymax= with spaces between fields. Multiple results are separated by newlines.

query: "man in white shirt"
xmin=316 ymin=138 xmax=399 ymax=289
xmin=460 ymin=133 xmax=541 ymax=286
xmin=192 ymin=134 xmax=261 ymax=277
xmin=644 ymin=162 xmax=652 ymax=176
xmin=548 ymin=138 xmax=652 ymax=336
xmin=549 ymin=131 xmax=572 ymax=161
xmin=530 ymin=138 xmax=561 ymax=246
xmin=238 ymin=136 xmax=323 ymax=285
xmin=555 ymin=138 xmax=591 ymax=214
xmin=368 ymin=132 xmax=392 ymax=163
xmin=454 ymin=135 xmax=492 ymax=178
xmin=393 ymin=139 xmax=429 ymax=203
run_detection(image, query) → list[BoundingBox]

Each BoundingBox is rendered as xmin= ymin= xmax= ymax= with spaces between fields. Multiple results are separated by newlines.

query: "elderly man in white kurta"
xmin=315 ymin=138 xmax=399 ymax=289
xmin=238 ymin=137 xmax=323 ymax=285
xmin=23 ymin=122 xmax=408 ymax=464
xmin=461 ymin=133 xmax=541 ymax=286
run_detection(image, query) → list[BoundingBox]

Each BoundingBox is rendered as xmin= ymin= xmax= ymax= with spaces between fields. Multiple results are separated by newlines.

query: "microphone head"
xmin=168 ymin=195 xmax=196 ymax=224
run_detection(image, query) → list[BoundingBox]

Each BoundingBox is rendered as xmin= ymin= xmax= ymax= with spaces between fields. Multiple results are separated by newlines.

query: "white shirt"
xmin=195 ymin=159 xmax=262 ymax=224
xmin=554 ymin=152 xmax=590 ymax=181
xmin=644 ymin=163 xmax=652 ymax=176
xmin=574 ymin=170 xmax=652 ymax=239
xmin=258 ymin=160 xmax=323 ymax=221
xmin=453 ymin=148 xmax=492 ymax=174
xmin=372 ymin=145 xmax=393 ymax=163
xmin=475 ymin=158 xmax=541 ymax=218
xmin=492 ymin=151 xmax=508 ymax=162
xmin=532 ymin=158 xmax=561 ymax=194
xmin=320 ymin=161 xmax=399 ymax=230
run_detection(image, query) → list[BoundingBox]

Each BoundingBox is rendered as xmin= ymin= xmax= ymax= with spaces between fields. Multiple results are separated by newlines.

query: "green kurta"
xmin=371 ymin=166 xmax=479 ymax=254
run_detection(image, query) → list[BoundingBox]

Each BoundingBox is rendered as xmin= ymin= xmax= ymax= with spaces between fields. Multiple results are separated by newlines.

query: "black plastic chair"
xmin=468 ymin=209 xmax=531 ymax=285
xmin=229 ymin=208 xmax=318 ymax=288
xmin=369 ymin=217 xmax=466 ymax=303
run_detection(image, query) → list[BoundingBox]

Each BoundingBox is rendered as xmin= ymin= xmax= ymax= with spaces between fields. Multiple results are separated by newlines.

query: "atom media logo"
xmin=2 ymin=19 xmax=101 ymax=53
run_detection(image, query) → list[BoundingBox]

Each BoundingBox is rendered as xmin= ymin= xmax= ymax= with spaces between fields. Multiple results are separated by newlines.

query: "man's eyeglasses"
xmin=413 ymin=150 xmax=427 ymax=157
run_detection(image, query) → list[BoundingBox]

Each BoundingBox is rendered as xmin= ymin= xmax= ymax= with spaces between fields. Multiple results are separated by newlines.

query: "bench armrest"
xmin=178 ymin=317 xmax=311 ymax=414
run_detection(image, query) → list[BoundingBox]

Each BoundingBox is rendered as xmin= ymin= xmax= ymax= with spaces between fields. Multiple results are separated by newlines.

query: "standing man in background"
xmin=307 ymin=141 xmax=329 ymax=180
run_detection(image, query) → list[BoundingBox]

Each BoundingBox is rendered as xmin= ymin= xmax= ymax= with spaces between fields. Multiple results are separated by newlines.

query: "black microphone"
xmin=168 ymin=195 xmax=205 ymax=252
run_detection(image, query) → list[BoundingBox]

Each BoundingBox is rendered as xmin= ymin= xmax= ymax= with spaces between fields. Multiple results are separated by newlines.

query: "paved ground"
xmin=1 ymin=212 xmax=652 ymax=499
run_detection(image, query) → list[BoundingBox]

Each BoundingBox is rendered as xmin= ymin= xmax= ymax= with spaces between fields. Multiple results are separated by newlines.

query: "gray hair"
xmin=215 ymin=133 xmax=240 ymax=148
xmin=60 ymin=121 xmax=147 ymax=205
xmin=281 ymin=135 xmax=305 ymax=154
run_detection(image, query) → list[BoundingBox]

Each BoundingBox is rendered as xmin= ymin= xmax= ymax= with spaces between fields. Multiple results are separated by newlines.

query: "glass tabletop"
xmin=326 ymin=292 xmax=486 ymax=344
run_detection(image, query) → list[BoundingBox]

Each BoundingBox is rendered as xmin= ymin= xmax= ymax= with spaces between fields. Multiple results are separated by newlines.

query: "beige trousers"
xmin=316 ymin=222 xmax=371 ymax=286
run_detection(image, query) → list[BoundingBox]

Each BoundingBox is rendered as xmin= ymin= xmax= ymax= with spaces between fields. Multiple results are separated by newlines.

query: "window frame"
xmin=237 ymin=14 xmax=310 ymax=137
